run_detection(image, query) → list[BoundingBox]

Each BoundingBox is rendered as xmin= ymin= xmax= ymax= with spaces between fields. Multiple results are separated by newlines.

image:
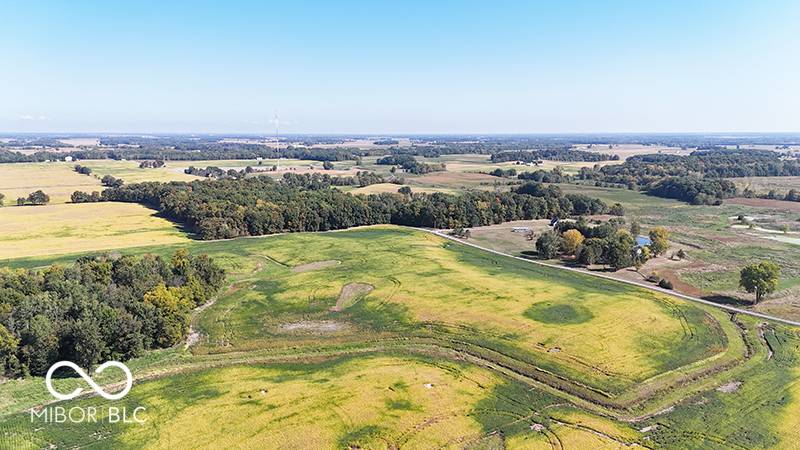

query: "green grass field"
xmin=0 ymin=225 xmax=798 ymax=448
xmin=2 ymin=155 xmax=800 ymax=449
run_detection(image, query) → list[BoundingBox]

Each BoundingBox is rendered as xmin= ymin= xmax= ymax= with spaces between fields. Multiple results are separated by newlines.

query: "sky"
xmin=1 ymin=0 xmax=799 ymax=134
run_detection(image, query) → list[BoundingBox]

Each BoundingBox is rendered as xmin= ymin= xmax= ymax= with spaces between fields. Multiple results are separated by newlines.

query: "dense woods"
xmin=0 ymin=251 xmax=225 ymax=377
xmin=491 ymin=149 xmax=617 ymax=163
xmin=574 ymin=149 xmax=800 ymax=204
xmin=376 ymin=154 xmax=446 ymax=174
xmin=90 ymin=177 xmax=607 ymax=239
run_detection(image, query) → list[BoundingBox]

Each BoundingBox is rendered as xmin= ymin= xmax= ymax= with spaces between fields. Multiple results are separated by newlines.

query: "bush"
xmin=646 ymin=272 xmax=661 ymax=283
xmin=658 ymin=279 xmax=674 ymax=289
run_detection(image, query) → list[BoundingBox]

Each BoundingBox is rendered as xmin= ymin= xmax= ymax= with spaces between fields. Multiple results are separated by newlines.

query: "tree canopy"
xmin=739 ymin=261 xmax=780 ymax=303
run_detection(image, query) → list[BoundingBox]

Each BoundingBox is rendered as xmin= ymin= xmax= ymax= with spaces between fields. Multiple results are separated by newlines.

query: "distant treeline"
xmin=576 ymin=149 xmax=800 ymax=205
xmin=0 ymin=146 xmax=370 ymax=164
xmin=491 ymin=149 xmax=618 ymax=163
xmin=93 ymin=177 xmax=609 ymax=239
xmin=743 ymin=187 xmax=800 ymax=203
xmin=0 ymin=251 xmax=224 ymax=377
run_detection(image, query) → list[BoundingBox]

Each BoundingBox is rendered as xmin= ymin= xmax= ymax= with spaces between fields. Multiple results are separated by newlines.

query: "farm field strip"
xmin=0 ymin=202 xmax=190 ymax=260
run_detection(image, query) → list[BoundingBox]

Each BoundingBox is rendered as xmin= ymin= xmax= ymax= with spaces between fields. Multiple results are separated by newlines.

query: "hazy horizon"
xmin=2 ymin=0 xmax=799 ymax=134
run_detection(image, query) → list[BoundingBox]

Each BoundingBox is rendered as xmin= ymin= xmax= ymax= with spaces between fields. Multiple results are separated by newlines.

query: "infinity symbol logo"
xmin=45 ymin=361 xmax=133 ymax=401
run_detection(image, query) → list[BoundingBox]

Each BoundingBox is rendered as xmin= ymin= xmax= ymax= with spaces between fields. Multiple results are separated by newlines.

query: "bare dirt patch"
xmin=292 ymin=260 xmax=341 ymax=273
xmin=716 ymin=381 xmax=742 ymax=393
xmin=279 ymin=320 xmax=349 ymax=333
xmin=332 ymin=282 xmax=374 ymax=311
xmin=727 ymin=197 xmax=800 ymax=213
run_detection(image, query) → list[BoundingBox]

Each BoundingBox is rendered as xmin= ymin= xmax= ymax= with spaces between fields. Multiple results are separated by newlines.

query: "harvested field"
xmin=726 ymin=197 xmax=800 ymax=213
xmin=0 ymin=202 xmax=189 ymax=260
xmin=0 ymin=161 xmax=102 ymax=204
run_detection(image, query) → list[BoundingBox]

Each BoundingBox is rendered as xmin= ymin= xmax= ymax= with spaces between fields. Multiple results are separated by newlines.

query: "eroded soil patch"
xmin=332 ymin=282 xmax=374 ymax=311
xmin=292 ymin=260 xmax=341 ymax=273
xmin=279 ymin=320 xmax=349 ymax=333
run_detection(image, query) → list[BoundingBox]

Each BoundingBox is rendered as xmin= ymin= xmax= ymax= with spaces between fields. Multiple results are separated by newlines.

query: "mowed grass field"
xmin=0 ymin=162 xmax=102 ymax=204
xmin=0 ymin=226 xmax=798 ymax=448
xmin=0 ymin=355 xmax=641 ymax=449
xmin=0 ymin=203 xmax=189 ymax=260
xmin=181 ymin=226 xmax=736 ymax=401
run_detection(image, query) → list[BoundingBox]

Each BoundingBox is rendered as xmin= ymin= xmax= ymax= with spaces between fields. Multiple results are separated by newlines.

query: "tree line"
xmin=574 ymin=149 xmax=800 ymax=204
xmin=376 ymin=155 xmax=446 ymax=174
xmin=491 ymin=149 xmax=618 ymax=163
xmin=77 ymin=177 xmax=609 ymax=240
xmin=537 ymin=218 xmax=672 ymax=273
xmin=0 ymin=251 xmax=225 ymax=377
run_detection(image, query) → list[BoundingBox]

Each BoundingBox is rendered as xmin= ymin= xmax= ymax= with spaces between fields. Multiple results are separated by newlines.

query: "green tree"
xmin=18 ymin=314 xmax=59 ymax=375
xmin=609 ymin=203 xmax=625 ymax=216
xmin=576 ymin=238 xmax=604 ymax=265
xmin=322 ymin=161 xmax=334 ymax=170
xmin=0 ymin=192 xmax=4 ymax=206
xmin=0 ymin=323 xmax=20 ymax=376
xmin=536 ymin=231 xmax=562 ymax=259
xmin=739 ymin=261 xmax=780 ymax=304
xmin=630 ymin=221 xmax=641 ymax=237
xmin=648 ymin=227 xmax=670 ymax=256
xmin=143 ymin=284 xmax=193 ymax=347
xmin=27 ymin=190 xmax=50 ymax=205
xmin=16 ymin=197 xmax=26 ymax=206
xmin=605 ymin=231 xmax=635 ymax=270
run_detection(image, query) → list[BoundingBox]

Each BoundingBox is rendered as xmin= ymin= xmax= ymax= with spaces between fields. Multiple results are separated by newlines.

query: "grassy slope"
xmin=0 ymin=225 xmax=797 ymax=448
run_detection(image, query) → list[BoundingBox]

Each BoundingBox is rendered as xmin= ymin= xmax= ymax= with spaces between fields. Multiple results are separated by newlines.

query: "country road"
xmin=426 ymin=229 xmax=800 ymax=328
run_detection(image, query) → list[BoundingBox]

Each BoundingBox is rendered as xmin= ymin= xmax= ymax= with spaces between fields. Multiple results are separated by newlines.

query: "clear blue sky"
xmin=1 ymin=0 xmax=798 ymax=134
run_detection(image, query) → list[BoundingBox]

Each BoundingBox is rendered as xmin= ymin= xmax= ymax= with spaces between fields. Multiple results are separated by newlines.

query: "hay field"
xmin=572 ymin=143 xmax=694 ymax=160
xmin=416 ymin=154 xmax=618 ymax=175
xmin=0 ymin=162 xmax=102 ymax=204
xmin=727 ymin=176 xmax=800 ymax=195
xmin=79 ymin=160 xmax=201 ymax=183
xmin=0 ymin=226 xmax=798 ymax=448
xmin=348 ymin=182 xmax=452 ymax=195
xmin=0 ymin=355 xmax=641 ymax=449
xmin=191 ymin=226 xmax=731 ymax=396
xmin=78 ymin=159 xmax=350 ymax=184
xmin=0 ymin=202 xmax=189 ymax=260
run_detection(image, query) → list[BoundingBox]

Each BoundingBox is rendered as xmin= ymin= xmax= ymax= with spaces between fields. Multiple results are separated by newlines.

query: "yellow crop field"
xmin=0 ymin=202 xmax=189 ymax=259
xmin=0 ymin=162 xmax=102 ymax=204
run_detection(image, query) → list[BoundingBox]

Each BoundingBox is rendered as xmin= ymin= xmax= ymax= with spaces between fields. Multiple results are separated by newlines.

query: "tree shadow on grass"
xmin=701 ymin=294 xmax=753 ymax=308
